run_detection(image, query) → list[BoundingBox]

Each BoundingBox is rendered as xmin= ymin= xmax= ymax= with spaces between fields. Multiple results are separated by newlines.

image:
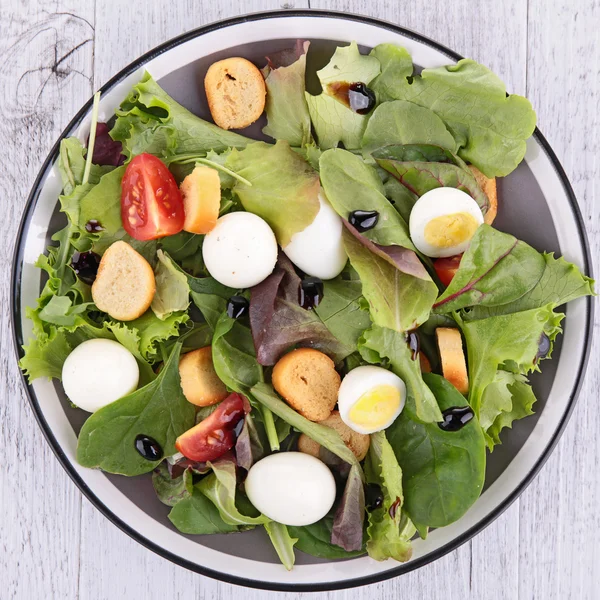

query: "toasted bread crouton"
xmin=92 ymin=241 xmax=155 ymax=321
xmin=297 ymin=411 xmax=370 ymax=461
xmin=419 ymin=352 xmax=432 ymax=373
xmin=180 ymin=165 xmax=221 ymax=234
xmin=469 ymin=165 xmax=498 ymax=225
xmin=204 ymin=57 xmax=266 ymax=130
xmin=272 ymin=348 xmax=340 ymax=422
xmin=179 ymin=347 xmax=228 ymax=407
xmin=436 ymin=328 xmax=469 ymax=394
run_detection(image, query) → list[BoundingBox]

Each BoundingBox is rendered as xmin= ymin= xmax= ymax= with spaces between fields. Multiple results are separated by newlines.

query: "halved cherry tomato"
xmin=433 ymin=255 xmax=463 ymax=287
xmin=175 ymin=393 xmax=250 ymax=462
xmin=121 ymin=153 xmax=185 ymax=240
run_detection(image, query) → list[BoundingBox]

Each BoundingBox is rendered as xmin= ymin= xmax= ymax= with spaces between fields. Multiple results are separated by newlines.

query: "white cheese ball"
xmin=202 ymin=212 xmax=278 ymax=288
xmin=62 ymin=338 xmax=139 ymax=413
xmin=283 ymin=192 xmax=348 ymax=280
xmin=245 ymin=452 xmax=336 ymax=526
xmin=409 ymin=187 xmax=484 ymax=258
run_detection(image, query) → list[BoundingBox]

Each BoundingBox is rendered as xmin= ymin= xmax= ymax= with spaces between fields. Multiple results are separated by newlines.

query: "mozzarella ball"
xmin=202 ymin=212 xmax=278 ymax=288
xmin=283 ymin=192 xmax=348 ymax=280
xmin=338 ymin=365 xmax=406 ymax=435
xmin=244 ymin=452 xmax=336 ymax=526
xmin=409 ymin=188 xmax=484 ymax=258
xmin=62 ymin=339 xmax=139 ymax=413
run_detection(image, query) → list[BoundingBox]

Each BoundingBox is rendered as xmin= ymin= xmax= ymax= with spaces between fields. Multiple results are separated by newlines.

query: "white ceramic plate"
xmin=11 ymin=10 xmax=594 ymax=592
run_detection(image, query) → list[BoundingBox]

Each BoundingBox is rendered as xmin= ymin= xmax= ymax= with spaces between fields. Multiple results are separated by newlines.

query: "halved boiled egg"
xmin=338 ymin=366 xmax=406 ymax=435
xmin=409 ymin=188 xmax=484 ymax=258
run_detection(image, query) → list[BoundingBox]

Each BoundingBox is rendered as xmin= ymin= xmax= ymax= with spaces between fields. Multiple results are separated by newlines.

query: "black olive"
xmin=537 ymin=333 xmax=551 ymax=360
xmin=70 ymin=251 xmax=102 ymax=285
xmin=348 ymin=83 xmax=376 ymax=115
xmin=365 ymin=483 xmax=384 ymax=511
xmin=349 ymin=210 xmax=379 ymax=232
xmin=407 ymin=332 xmax=420 ymax=360
xmin=299 ymin=277 xmax=324 ymax=310
xmin=134 ymin=434 xmax=163 ymax=461
xmin=438 ymin=406 xmax=474 ymax=432
xmin=85 ymin=219 xmax=104 ymax=233
xmin=227 ymin=296 xmax=249 ymax=319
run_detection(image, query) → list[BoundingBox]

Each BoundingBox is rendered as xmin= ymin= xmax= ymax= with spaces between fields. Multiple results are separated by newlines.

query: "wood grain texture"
xmin=1 ymin=0 xmax=597 ymax=599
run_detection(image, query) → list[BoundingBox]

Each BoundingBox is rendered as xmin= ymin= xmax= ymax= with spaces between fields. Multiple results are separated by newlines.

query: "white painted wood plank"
xmin=0 ymin=2 xmax=95 ymax=599
xmin=519 ymin=1 xmax=600 ymax=599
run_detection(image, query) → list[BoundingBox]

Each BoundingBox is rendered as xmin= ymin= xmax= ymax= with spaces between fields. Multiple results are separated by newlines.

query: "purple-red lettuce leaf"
xmin=249 ymin=253 xmax=352 ymax=365
xmin=331 ymin=464 xmax=366 ymax=552
xmin=433 ymin=225 xmax=546 ymax=313
xmin=234 ymin=416 xmax=254 ymax=471
xmin=91 ymin=122 xmax=125 ymax=166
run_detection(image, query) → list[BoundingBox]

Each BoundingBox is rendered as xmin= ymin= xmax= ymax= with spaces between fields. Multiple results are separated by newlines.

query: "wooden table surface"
xmin=1 ymin=1 xmax=598 ymax=598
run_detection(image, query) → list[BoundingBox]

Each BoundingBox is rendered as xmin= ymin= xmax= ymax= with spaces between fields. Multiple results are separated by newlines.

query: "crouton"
xmin=92 ymin=241 xmax=155 ymax=321
xmin=272 ymin=348 xmax=340 ymax=422
xmin=204 ymin=57 xmax=266 ymax=130
xmin=436 ymin=328 xmax=469 ymax=394
xmin=179 ymin=347 xmax=228 ymax=407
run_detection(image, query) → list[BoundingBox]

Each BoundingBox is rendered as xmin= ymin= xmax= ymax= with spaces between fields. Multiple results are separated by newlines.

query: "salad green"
xmin=19 ymin=38 xmax=594 ymax=570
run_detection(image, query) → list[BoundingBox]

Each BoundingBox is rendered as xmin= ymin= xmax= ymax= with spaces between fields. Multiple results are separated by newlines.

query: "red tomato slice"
xmin=433 ymin=255 xmax=463 ymax=287
xmin=121 ymin=153 xmax=185 ymax=240
xmin=175 ymin=393 xmax=251 ymax=463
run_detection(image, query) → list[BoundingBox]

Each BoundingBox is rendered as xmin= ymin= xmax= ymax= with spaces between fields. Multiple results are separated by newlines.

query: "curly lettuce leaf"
xmin=226 ymin=140 xmax=320 ymax=246
xmin=19 ymin=328 xmax=72 ymax=382
xmin=358 ymin=325 xmax=442 ymax=423
xmin=362 ymin=100 xmax=456 ymax=155
xmin=111 ymin=71 xmax=252 ymax=160
xmin=369 ymin=43 xmax=413 ymax=103
xmin=458 ymin=305 xmax=563 ymax=417
xmin=319 ymin=148 xmax=415 ymax=251
xmin=364 ymin=431 xmax=415 ymax=562
xmin=151 ymin=250 xmax=190 ymax=320
xmin=433 ymin=225 xmax=546 ymax=313
xmin=377 ymin=57 xmax=536 ymax=177
xmin=262 ymin=40 xmax=312 ymax=146
xmin=318 ymin=41 xmax=380 ymax=88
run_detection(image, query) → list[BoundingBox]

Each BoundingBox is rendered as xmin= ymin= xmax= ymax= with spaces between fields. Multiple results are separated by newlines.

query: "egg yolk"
xmin=424 ymin=212 xmax=479 ymax=249
xmin=348 ymin=384 xmax=401 ymax=428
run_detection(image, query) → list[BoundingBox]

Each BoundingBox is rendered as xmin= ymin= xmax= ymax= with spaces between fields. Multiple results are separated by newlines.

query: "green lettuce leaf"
xmin=362 ymin=100 xmax=456 ymax=155
xmin=318 ymin=41 xmax=380 ymax=88
xmin=262 ymin=41 xmax=312 ymax=146
xmin=358 ymin=325 xmax=442 ymax=423
xmin=364 ymin=431 xmax=415 ymax=562
xmin=264 ymin=522 xmax=298 ymax=571
xmin=458 ymin=305 xmax=563 ymax=417
xmin=377 ymin=58 xmax=537 ymax=177
xmin=151 ymin=250 xmax=190 ymax=320
xmin=58 ymin=137 xmax=113 ymax=196
xmin=369 ymin=43 xmax=413 ymax=103
xmin=289 ymin=516 xmax=366 ymax=559
xmin=386 ymin=373 xmax=486 ymax=530
xmin=19 ymin=328 xmax=72 ymax=381
xmin=111 ymin=71 xmax=252 ymax=159
xmin=319 ymin=148 xmax=415 ymax=251
xmin=226 ymin=140 xmax=320 ymax=246
xmin=433 ymin=225 xmax=546 ymax=313
xmin=78 ymin=166 xmax=125 ymax=236
xmin=77 ymin=342 xmax=195 ymax=476
xmin=126 ymin=310 xmax=189 ymax=362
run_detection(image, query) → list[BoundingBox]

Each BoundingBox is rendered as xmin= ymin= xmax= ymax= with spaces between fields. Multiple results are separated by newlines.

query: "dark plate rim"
xmin=10 ymin=8 xmax=594 ymax=593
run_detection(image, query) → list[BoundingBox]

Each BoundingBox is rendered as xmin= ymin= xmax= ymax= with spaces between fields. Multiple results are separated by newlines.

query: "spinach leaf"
xmin=264 ymin=522 xmax=298 ymax=571
xmin=374 ymin=57 xmax=536 ymax=177
xmin=168 ymin=484 xmax=239 ymax=534
xmin=383 ymin=177 xmax=418 ymax=224
xmin=289 ymin=516 xmax=366 ymax=559
xmin=226 ymin=141 xmax=320 ymax=246
xmin=152 ymin=461 xmax=193 ymax=507
xmin=364 ymin=431 xmax=415 ymax=562
xmin=368 ymin=43 xmax=413 ymax=103
xmin=250 ymin=382 xmax=361 ymax=470
xmin=358 ymin=325 xmax=442 ymax=423
xmin=362 ymin=100 xmax=456 ymax=155
xmin=464 ymin=253 xmax=595 ymax=320
xmin=192 ymin=293 xmax=227 ymax=331
xmin=198 ymin=457 xmax=269 ymax=526
xmin=77 ymin=342 xmax=195 ymax=476
xmin=249 ymin=254 xmax=352 ymax=365
xmin=343 ymin=229 xmax=438 ymax=333
xmin=159 ymin=231 xmax=205 ymax=277
xmin=111 ymin=72 xmax=252 ymax=159
xmin=458 ymin=305 xmax=563 ymax=417
xmin=320 ymin=148 xmax=415 ymax=251
xmin=376 ymin=158 xmax=490 ymax=215
xmin=387 ymin=373 xmax=486 ymax=529
xmin=151 ymin=250 xmax=190 ymax=319
xmin=433 ymin=225 xmax=546 ymax=313
xmin=331 ymin=464 xmax=365 ymax=552
xmin=374 ymin=143 xmax=463 ymax=165
xmin=262 ymin=40 xmax=312 ymax=147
